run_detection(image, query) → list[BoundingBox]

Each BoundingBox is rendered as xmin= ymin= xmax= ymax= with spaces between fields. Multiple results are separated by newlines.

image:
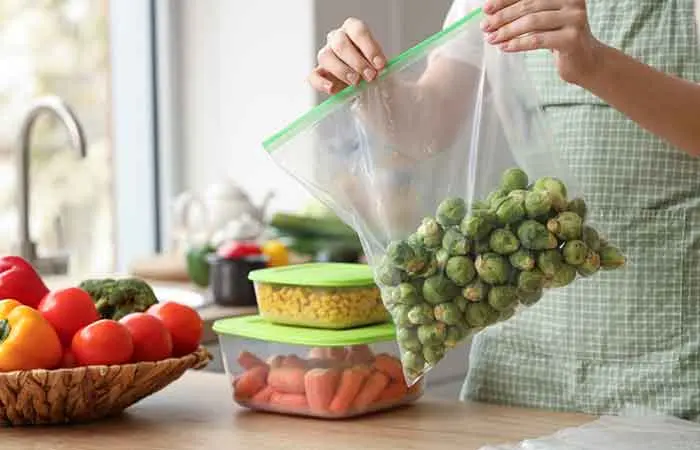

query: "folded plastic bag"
xmin=479 ymin=411 xmax=700 ymax=450
xmin=263 ymin=7 xmax=626 ymax=384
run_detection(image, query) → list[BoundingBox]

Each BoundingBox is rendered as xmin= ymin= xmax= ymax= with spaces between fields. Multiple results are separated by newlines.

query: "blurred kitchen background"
xmin=1 ymin=0 xmax=472 ymax=397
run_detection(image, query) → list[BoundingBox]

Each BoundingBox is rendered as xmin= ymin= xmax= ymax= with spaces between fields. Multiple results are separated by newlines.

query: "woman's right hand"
xmin=308 ymin=18 xmax=388 ymax=95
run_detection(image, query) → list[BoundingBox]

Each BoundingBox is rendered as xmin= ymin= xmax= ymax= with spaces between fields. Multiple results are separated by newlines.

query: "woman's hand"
xmin=481 ymin=0 xmax=604 ymax=85
xmin=308 ymin=18 xmax=387 ymax=95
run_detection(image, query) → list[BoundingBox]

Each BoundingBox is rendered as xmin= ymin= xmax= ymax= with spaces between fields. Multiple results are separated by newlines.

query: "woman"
xmin=309 ymin=0 xmax=700 ymax=418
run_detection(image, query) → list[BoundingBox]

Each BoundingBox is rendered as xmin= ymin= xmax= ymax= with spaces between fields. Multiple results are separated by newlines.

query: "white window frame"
xmin=109 ymin=0 xmax=183 ymax=271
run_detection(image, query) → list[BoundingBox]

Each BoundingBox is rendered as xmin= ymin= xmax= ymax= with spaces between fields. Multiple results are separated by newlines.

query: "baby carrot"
xmin=325 ymin=347 xmax=347 ymax=362
xmin=269 ymin=392 xmax=309 ymax=410
xmin=267 ymin=366 xmax=307 ymax=394
xmin=376 ymin=381 xmax=408 ymax=404
xmin=372 ymin=354 xmax=404 ymax=382
xmin=346 ymin=345 xmax=374 ymax=365
xmin=237 ymin=351 xmax=266 ymax=370
xmin=234 ymin=365 xmax=269 ymax=399
xmin=352 ymin=370 xmax=390 ymax=410
xmin=251 ymin=385 xmax=274 ymax=403
xmin=306 ymin=347 xmax=326 ymax=360
xmin=305 ymin=368 xmax=341 ymax=414
xmin=282 ymin=355 xmax=307 ymax=369
xmin=267 ymin=354 xmax=285 ymax=368
xmin=328 ymin=365 xmax=371 ymax=414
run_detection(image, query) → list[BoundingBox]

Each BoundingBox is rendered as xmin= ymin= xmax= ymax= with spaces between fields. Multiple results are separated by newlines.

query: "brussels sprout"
xmin=423 ymin=274 xmax=461 ymax=305
xmin=376 ymin=262 xmax=405 ymax=286
xmin=582 ymin=225 xmax=601 ymax=252
xmin=508 ymin=189 xmax=529 ymax=203
xmin=446 ymin=256 xmax=477 ymax=287
xmin=417 ymin=217 xmax=445 ymax=249
xmin=489 ymin=228 xmax=520 ymax=255
xmin=518 ymin=288 xmax=543 ymax=306
xmin=464 ymin=302 xmax=499 ymax=328
xmin=499 ymin=308 xmax=516 ymax=321
xmin=500 ymin=168 xmax=529 ymax=193
xmin=460 ymin=212 xmax=495 ymax=240
xmin=391 ymin=282 xmax=421 ymax=305
xmin=524 ymin=190 xmax=553 ymax=218
xmin=495 ymin=197 xmax=526 ymax=225
xmin=486 ymin=189 xmax=508 ymax=208
xmin=404 ymin=245 xmax=432 ymax=276
xmin=434 ymin=302 xmax=463 ymax=325
xmin=423 ymin=345 xmax=446 ymax=365
xmin=472 ymin=200 xmax=490 ymax=211
xmin=390 ymin=304 xmax=412 ymax=327
xmin=407 ymin=232 xmax=423 ymax=249
xmin=444 ymin=325 xmax=467 ymax=348
xmin=435 ymin=248 xmax=450 ymax=271
xmin=577 ymin=250 xmax=601 ymax=277
xmin=600 ymin=245 xmax=626 ymax=270
xmin=537 ymin=249 xmax=563 ymax=277
xmin=386 ymin=240 xmax=415 ymax=267
xmin=442 ymin=227 xmax=470 ymax=256
xmin=475 ymin=253 xmax=511 ymax=285
xmin=408 ymin=303 xmax=435 ymax=325
xmin=509 ymin=249 xmax=536 ymax=271
xmin=474 ymin=239 xmax=491 ymax=254
xmin=417 ymin=322 xmax=447 ymax=346
xmin=488 ymin=285 xmax=519 ymax=312
xmin=562 ymin=240 xmax=588 ymax=266
xmin=436 ymin=197 xmax=467 ymax=227
xmin=463 ymin=279 xmax=489 ymax=302
xmin=517 ymin=220 xmax=558 ymax=250
xmin=416 ymin=256 xmax=439 ymax=278
xmin=547 ymin=212 xmax=583 ymax=241
xmin=454 ymin=295 xmax=470 ymax=312
xmin=397 ymin=327 xmax=423 ymax=352
xmin=533 ymin=176 xmax=568 ymax=211
xmin=567 ymin=197 xmax=587 ymax=220
xmin=547 ymin=263 xmax=577 ymax=288
xmin=517 ymin=269 xmax=546 ymax=293
xmin=401 ymin=350 xmax=425 ymax=375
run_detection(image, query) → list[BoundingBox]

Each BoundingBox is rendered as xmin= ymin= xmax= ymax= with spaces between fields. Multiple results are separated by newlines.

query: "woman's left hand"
xmin=481 ymin=0 xmax=604 ymax=85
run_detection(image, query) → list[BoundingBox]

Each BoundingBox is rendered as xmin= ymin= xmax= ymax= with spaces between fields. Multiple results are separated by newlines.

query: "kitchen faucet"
xmin=16 ymin=96 xmax=87 ymax=275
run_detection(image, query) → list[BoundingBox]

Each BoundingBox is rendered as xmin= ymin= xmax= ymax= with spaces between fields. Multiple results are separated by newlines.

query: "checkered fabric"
xmin=461 ymin=0 xmax=700 ymax=418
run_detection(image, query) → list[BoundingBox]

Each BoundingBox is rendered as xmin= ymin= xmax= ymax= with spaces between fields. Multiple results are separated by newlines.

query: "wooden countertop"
xmin=2 ymin=371 xmax=592 ymax=450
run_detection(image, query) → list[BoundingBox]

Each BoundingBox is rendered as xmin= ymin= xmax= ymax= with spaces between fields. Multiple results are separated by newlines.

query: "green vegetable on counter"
xmin=79 ymin=278 xmax=159 ymax=321
xmin=185 ymin=244 xmax=215 ymax=288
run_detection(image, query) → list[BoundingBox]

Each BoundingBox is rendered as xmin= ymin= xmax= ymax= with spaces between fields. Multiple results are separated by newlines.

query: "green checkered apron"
xmin=462 ymin=0 xmax=700 ymax=418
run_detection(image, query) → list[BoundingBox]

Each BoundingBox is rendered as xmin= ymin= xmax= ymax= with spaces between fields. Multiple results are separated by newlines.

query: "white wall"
xmin=176 ymin=0 xmax=451 ymax=214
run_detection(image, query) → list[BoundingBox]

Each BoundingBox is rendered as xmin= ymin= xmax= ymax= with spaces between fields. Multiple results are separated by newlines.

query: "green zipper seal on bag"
xmin=262 ymin=7 xmax=484 ymax=152
xmin=213 ymin=314 xmax=396 ymax=347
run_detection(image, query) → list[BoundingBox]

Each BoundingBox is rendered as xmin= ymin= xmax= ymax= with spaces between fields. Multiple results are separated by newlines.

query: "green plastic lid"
xmin=247 ymin=263 xmax=376 ymax=288
xmin=213 ymin=315 xmax=396 ymax=346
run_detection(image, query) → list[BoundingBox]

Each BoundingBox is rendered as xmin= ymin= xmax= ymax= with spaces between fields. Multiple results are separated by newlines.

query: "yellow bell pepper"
xmin=0 ymin=299 xmax=63 ymax=371
xmin=262 ymin=240 xmax=290 ymax=267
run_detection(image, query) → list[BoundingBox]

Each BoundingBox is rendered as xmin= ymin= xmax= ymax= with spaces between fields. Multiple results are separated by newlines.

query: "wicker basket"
xmin=0 ymin=346 xmax=211 ymax=426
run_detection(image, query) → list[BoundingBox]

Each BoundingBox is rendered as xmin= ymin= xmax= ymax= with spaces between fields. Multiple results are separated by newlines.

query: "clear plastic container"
xmin=213 ymin=315 xmax=424 ymax=419
xmin=248 ymin=263 xmax=390 ymax=329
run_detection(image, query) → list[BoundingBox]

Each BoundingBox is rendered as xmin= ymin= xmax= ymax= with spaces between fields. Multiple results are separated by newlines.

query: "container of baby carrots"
xmin=212 ymin=315 xmax=424 ymax=419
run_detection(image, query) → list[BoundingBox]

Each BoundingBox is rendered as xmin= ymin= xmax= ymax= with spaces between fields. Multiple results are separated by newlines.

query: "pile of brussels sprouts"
xmin=375 ymin=168 xmax=626 ymax=381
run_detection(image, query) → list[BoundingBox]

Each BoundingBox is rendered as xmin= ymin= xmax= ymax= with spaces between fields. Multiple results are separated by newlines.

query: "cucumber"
xmin=269 ymin=213 xmax=358 ymax=239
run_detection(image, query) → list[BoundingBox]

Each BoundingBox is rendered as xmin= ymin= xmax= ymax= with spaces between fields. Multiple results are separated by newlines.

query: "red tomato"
xmin=61 ymin=348 xmax=77 ymax=368
xmin=217 ymin=241 xmax=261 ymax=259
xmin=71 ymin=320 xmax=134 ymax=366
xmin=147 ymin=302 xmax=203 ymax=357
xmin=38 ymin=287 xmax=100 ymax=347
xmin=119 ymin=313 xmax=173 ymax=362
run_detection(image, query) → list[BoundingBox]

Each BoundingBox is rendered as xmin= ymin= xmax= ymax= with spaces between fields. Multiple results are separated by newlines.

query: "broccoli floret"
xmin=79 ymin=277 xmax=158 ymax=320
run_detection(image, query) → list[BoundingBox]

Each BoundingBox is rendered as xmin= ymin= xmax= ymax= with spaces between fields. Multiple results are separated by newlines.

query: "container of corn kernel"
xmin=248 ymin=263 xmax=389 ymax=329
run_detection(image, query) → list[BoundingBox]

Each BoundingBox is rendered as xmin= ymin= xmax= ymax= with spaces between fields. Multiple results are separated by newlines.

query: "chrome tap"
xmin=16 ymin=96 xmax=87 ymax=274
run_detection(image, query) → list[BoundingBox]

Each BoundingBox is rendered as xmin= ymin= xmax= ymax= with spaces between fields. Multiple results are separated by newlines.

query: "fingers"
xmin=317 ymin=45 xmax=360 ymax=86
xmin=308 ymin=67 xmax=348 ymax=95
xmin=497 ymin=28 xmax=577 ymax=52
xmin=327 ymin=30 xmax=377 ymax=82
xmin=481 ymin=0 xmax=562 ymax=31
xmin=485 ymin=10 xmax=567 ymax=44
xmin=341 ymin=18 xmax=387 ymax=70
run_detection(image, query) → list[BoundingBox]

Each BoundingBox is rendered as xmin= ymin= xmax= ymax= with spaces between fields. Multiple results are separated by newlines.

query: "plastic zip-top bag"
xmin=263 ymin=7 xmax=626 ymax=384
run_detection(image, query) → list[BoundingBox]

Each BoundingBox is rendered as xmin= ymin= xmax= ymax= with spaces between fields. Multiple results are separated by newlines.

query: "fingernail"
xmin=363 ymin=68 xmax=376 ymax=81
xmin=487 ymin=32 xmax=497 ymax=43
xmin=483 ymin=2 xmax=493 ymax=13
xmin=480 ymin=19 xmax=489 ymax=31
xmin=373 ymin=56 xmax=385 ymax=69
xmin=323 ymin=81 xmax=333 ymax=93
xmin=347 ymin=72 xmax=359 ymax=85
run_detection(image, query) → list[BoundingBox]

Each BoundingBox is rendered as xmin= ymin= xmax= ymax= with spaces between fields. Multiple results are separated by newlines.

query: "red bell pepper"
xmin=0 ymin=256 xmax=49 ymax=308
xmin=217 ymin=241 xmax=262 ymax=260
